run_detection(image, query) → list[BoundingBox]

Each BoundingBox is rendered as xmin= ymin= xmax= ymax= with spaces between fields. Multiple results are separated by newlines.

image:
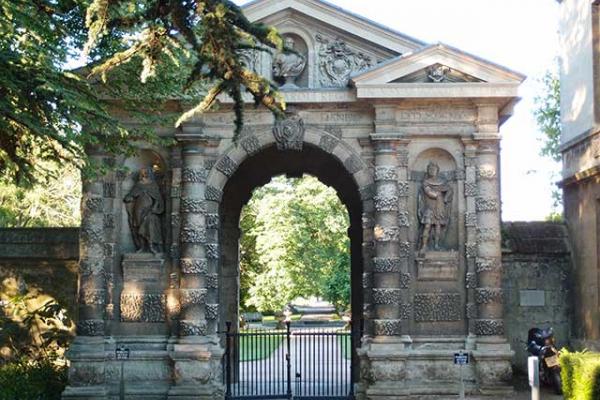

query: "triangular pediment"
xmin=242 ymin=0 xmax=424 ymax=55
xmin=351 ymin=44 xmax=525 ymax=85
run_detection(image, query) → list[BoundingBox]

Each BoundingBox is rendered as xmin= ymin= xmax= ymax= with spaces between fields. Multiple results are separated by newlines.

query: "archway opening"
xmin=217 ymin=143 xmax=363 ymax=397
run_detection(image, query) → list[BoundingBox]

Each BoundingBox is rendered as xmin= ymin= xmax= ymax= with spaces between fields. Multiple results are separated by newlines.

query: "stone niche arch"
xmin=204 ymin=127 xmax=372 ymax=333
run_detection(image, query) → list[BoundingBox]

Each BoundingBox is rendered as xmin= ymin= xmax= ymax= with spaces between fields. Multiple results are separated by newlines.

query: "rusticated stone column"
xmin=371 ymin=135 xmax=405 ymax=337
xmin=474 ymin=139 xmax=503 ymax=336
xmin=63 ymin=149 xmax=109 ymax=398
xmin=471 ymin=103 xmax=513 ymax=394
xmin=462 ymin=140 xmax=479 ymax=332
xmin=169 ymin=138 xmax=223 ymax=399
xmin=178 ymin=141 xmax=210 ymax=337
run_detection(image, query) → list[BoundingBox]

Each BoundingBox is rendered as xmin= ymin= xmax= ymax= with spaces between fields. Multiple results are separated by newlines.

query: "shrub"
xmin=0 ymin=359 xmax=67 ymax=400
xmin=560 ymin=349 xmax=600 ymax=400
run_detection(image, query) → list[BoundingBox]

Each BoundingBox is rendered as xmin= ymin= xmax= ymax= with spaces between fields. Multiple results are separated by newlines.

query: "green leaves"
xmin=1 ymin=0 xmax=285 ymax=185
xmin=239 ymin=176 xmax=351 ymax=313
xmin=534 ymin=68 xmax=561 ymax=163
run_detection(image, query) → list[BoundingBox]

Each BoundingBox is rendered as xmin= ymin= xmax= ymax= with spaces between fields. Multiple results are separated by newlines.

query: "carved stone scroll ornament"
xmin=123 ymin=167 xmax=164 ymax=254
xmin=417 ymin=162 xmax=453 ymax=254
xmin=272 ymin=36 xmax=307 ymax=89
xmin=315 ymin=34 xmax=374 ymax=87
xmin=273 ymin=113 xmax=305 ymax=151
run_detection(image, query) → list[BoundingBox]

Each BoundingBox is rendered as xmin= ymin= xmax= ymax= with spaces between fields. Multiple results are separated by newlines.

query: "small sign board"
xmin=454 ymin=352 xmax=469 ymax=365
xmin=116 ymin=346 xmax=130 ymax=360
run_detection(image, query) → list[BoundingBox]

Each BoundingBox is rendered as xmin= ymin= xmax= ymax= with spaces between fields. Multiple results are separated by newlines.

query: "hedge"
xmin=560 ymin=349 xmax=600 ymax=400
xmin=0 ymin=360 xmax=67 ymax=400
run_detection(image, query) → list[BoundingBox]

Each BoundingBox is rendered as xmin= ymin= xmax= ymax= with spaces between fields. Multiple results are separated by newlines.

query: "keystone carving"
xmin=318 ymin=134 xmax=339 ymax=153
xmin=273 ymin=113 xmax=305 ymax=151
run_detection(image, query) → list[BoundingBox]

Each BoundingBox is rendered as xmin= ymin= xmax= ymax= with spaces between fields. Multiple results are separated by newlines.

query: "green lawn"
xmin=338 ymin=332 xmax=352 ymax=360
xmin=237 ymin=331 xmax=284 ymax=361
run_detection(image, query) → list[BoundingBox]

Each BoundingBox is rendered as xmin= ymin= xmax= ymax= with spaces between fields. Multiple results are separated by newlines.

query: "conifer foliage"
xmin=0 ymin=0 xmax=286 ymax=185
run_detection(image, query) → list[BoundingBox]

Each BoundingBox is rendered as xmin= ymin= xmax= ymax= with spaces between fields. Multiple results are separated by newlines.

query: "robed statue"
xmin=124 ymin=167 xmax=164 ymax=254
xmin=272 ymin=36 xmax=306 ymax=89
xmin=418 ymin=162 xmax=453 ymax=253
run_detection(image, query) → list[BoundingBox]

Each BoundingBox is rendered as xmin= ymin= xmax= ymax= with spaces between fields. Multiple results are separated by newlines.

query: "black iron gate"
xmin=223 ymin=321 xmax=356 ymax=400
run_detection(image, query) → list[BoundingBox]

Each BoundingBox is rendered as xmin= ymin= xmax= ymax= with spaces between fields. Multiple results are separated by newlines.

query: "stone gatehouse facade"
xmin=62 ymin=0 xmax=526 ymax=398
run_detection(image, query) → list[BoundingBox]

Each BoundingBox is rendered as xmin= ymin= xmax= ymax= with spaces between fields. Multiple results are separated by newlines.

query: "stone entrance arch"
xmin=63 ymin=1 xmax=525 ymax=398
xmin=210 ymin=130 xmax=367 ymax=333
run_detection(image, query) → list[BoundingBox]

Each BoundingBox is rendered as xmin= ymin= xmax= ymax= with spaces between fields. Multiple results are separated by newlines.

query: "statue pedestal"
xmin=120 ymin=253 xmax=166 ymax=323
xmin=415 ymin=250 xmax=459 ymax=281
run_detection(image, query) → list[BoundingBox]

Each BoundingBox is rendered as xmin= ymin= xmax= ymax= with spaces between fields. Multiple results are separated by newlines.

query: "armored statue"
xmin=124 ymin=167 xmax=164 ymax=254
xmin=272 ymin=36 xmax=306 ymax=89
xmin=418 ymin=162 xmax=453 ymax=253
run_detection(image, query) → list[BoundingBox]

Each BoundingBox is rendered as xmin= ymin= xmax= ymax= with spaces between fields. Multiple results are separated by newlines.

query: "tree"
xmin=239 ymin=176 xmax=351 ymax=313
xmin=0 ymin=164 xmax=81 ymax=227
xmin=533 ymin=67 xmax=562 ymax=218
xmin=1 ymin=0 xmax=286 ymax=186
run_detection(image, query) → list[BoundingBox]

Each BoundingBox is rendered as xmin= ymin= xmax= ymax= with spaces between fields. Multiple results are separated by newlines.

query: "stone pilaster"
xmin=63 ymin=150 xmax=109 ymax=399
xmin=371 ymin=135 xmax=405 ymax=338
xmin=168 ymin=138 xmax=223 ymax=400
xmin=474 ymin=140 xmax=503 ymax=336
xmin=463 ymin=140 xmax=479 ymax=332
xmin=471 ymin=104 xmax=513 ymax=395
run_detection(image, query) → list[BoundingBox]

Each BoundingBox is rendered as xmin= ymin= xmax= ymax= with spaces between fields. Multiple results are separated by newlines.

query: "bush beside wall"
xmin=560 ymin=350 xmax=600 ymax=400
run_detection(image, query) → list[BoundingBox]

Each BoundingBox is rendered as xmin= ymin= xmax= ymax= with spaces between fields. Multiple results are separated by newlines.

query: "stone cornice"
xmin=354 ymin=83 xmax=520 ymax=99
xmin=559 ymin=164 xmax=600 ymax=187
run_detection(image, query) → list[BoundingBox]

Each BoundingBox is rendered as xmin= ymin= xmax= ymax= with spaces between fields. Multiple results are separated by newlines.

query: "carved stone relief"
xmin=273 ymin=113 xmax=305 ymax=151
xmin=315 ymin=33 xmax=374 ymax=87
xmin=413 ymin=293 xmax=462 ymax=322
xmin=374 ymin=319 xmax=402 ymax=336
xmin=120 ymin=293 xmax=166 ymax=322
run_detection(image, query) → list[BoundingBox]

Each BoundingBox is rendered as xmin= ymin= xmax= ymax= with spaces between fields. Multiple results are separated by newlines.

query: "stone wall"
xmin=0 ymin=228 xmax=79 ymax=320
xmin=0 ymin=224 xmax=573 ymax=372
xmin=502 ymin=222 xmax=572 ymax=372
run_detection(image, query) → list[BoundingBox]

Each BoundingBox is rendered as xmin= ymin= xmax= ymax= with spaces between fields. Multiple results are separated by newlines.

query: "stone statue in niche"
xmin=272 ymin=36 xmax=306 ymax=89
xmin=417 ymin=161 xmax=453 ymax=254
xmin=124 ymin=167 xmax=164 ymax=254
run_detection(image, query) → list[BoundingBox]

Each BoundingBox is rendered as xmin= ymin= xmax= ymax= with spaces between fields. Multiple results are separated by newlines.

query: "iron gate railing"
xmin=223 ymin=321 xmax=357 ymax=400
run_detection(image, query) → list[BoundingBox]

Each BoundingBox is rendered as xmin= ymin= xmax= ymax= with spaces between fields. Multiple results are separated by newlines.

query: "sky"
xmin=238 ymin=0 xmax=561 ymax=221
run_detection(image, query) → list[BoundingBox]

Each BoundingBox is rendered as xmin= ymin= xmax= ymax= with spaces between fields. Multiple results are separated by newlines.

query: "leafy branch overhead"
xmin=0 ymin=0 xmax=287 ymax=186
xmin=85 ymin=0 xmax=287 ymax=134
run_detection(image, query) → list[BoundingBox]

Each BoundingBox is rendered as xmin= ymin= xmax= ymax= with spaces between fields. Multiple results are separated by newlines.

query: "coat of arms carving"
xmin=315 ymin=33 xmax=374 ymax=87
xmin=272 ymin=113 xmax=305 ymax=151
